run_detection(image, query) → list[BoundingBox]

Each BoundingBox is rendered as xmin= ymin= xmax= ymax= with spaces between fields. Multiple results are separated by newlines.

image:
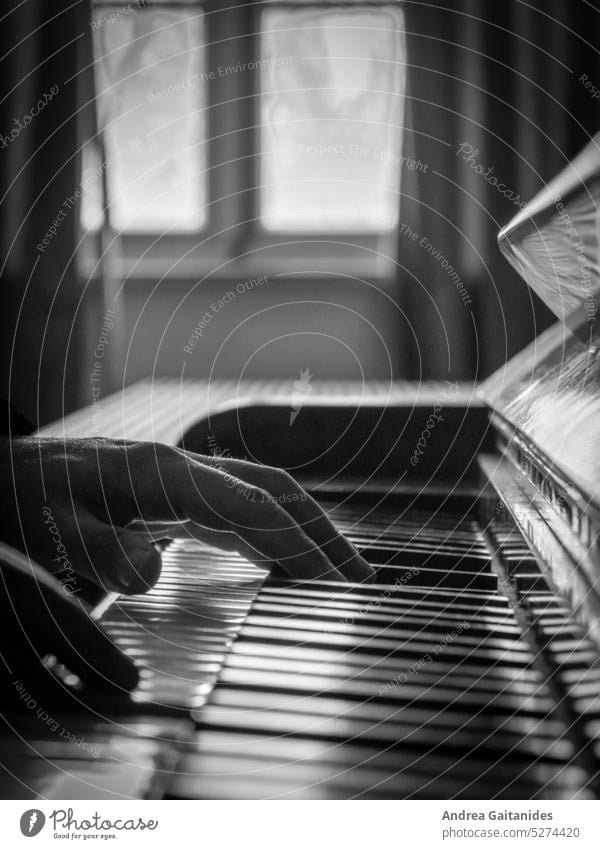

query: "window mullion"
xmin=207 ymin=0 xmax=254 ymax=258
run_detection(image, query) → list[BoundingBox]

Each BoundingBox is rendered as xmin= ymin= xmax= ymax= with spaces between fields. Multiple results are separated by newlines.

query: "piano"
xmin=2 ymin=138 xmax=600 ymax=801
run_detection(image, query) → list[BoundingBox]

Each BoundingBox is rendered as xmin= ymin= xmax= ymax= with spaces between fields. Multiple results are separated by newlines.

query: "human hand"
xmin=1 ymin=437 xmax=374 ymax=596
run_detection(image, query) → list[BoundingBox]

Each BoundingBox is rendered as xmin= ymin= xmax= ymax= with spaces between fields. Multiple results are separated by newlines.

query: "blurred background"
xmin=0 ymin=0 xmax=598 ymax=427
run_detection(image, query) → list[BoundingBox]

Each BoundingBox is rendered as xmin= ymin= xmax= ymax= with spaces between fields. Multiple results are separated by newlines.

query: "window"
xmin=84 ymin=0 xmax=407 ymax=277
xmin=89 ymin=2 xmax=206 ymax=231
xmin=260 ymin=6 xmax=405 ymax=232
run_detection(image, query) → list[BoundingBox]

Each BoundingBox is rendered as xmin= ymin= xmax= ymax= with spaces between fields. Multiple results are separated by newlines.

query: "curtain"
xmin=398 ymin=0 xmax=600 ymax=381
xmin=0 ymin=0 xmax=93 ymax=426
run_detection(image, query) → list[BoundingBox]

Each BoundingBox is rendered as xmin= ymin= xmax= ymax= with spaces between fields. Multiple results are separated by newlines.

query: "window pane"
xmin=260 ymin=6 xmax=406 ymax=233
xmin=92 ymin=5 xmax=206 ymax=232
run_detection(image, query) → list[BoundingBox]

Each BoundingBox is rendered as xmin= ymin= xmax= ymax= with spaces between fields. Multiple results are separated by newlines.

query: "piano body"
xmin=2 ymin=143 xmax=600 ymax=801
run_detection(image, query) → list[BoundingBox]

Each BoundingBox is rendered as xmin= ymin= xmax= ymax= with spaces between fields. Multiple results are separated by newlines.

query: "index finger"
xmin=119 ymin=445 xmax=346 ymax=581
xmin=181 ymin=451 xmax=375 ymax=583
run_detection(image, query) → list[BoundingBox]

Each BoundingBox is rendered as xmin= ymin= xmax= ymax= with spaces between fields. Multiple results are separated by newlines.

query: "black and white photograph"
xmin=1 ymin=0 xmax=600 ymax=838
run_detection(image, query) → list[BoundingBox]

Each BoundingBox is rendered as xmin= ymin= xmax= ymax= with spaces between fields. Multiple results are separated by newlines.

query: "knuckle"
xmin=224 ymin=485 xmax=280 ymax=530
xmin=249 ymin=485 xmax=276 ymax=506
xmin=264 ymin=466 xmax=295 ymax=491
xmin=153 ymin=442 xmax=180 ymax=463
xmin=129 ymin=441 xmax=177 ymax=465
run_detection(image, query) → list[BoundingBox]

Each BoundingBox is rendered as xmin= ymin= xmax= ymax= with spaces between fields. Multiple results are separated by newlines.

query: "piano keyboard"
xmin=2 ymin=494 xmax=599 ymax=799
xmin=98 ymin=546 xmax=269 ymax=713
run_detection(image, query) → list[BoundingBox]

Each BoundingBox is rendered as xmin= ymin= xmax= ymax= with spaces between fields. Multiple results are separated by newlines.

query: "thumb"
xmin=43 ymin=510 xmax=162 ymax=595
xmin=92 ymin=527 xmax=162 ymax=595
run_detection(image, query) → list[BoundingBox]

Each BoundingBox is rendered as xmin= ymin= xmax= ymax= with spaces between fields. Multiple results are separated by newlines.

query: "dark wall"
xmin=0 ymin=1 xmax=90 ymax=427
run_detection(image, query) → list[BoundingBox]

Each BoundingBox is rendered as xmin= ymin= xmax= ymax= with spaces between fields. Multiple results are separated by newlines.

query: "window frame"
xmin=83 ymin=0 xmax=403 ymax=281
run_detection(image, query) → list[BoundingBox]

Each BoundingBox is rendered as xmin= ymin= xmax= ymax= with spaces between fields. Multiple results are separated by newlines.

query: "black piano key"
xmin=265 ymin=579 xmax=510 ymax=610
xmin=234 ymin=621 xmax=532 ymax=660
xmin=194 ymin=700 xmax=570 ymax=762
xmin=215 ymin=666 xmax=556 ymax=716
xmin=250 ymin=601 xmax=522 ymax=639
xmin=227 ymin=641 xmax=543 ymax=694
xmin=372 ymin=564 xmax=497 ymax=591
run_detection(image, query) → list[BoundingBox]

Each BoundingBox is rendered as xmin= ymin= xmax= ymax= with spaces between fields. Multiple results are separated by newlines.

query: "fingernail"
xmin=109 ymin=561 xmax=135 ymax=592
xmin=110 ymin=548 xmax=160 ymax=594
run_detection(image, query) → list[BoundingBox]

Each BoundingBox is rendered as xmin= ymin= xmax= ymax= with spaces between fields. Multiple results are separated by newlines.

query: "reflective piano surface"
xmin=2 ymin=375 xmax=600 ymax=800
